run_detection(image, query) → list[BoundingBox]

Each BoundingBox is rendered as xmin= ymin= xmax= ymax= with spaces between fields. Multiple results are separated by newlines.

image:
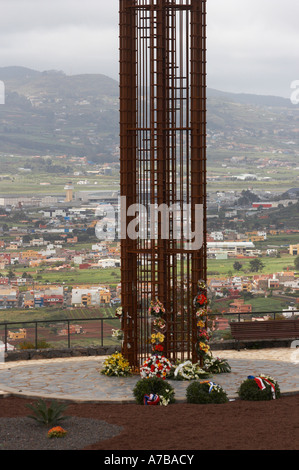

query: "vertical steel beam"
xmin=119 ymin=0 xmax=138 ymax=367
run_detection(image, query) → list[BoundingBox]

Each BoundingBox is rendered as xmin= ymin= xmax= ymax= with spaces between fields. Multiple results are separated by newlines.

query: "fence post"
xmin=35 ymin=322 xmax=38 ymax=349
xmin=4 ymin=322 xmax=7 ymax=352
xmin=67 ymin=321 xmax=70 ymax=348
xmin=101 ymin=319 xmax=104 ymax=347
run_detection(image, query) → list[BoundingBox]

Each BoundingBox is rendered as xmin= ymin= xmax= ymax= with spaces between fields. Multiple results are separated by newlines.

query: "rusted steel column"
xmin=119 ymin=0 xmax=138 ymax=367
xmin=190 ymin=0 xmax=207 ymax=361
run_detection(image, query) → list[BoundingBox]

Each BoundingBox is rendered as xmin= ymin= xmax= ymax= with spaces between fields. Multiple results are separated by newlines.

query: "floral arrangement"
xmin=140 ymin=354 xmax=172 ymax=379
xmin=133 ymin=376 xmax=175 ymax=405
xmin=194 ymin=281 xmax=211 ymax=363
xmin=112 ymin=328 xmax=124 ymax=341
xmin=47 ymin=426 xmax=67 ymax=439
xmin=115 ymin=306 xmax=123 ymax=319
xmin=100 ymin=352 xmax=132 ymax=377
xmin=148 ymin=298 xmax=165 ymax=317
xmin=150 ymin=332 xmax=165 ymax=354
xmin=169 ymin=360 xmax=210 ymax=381
xmin=159 ymin=387 xmax=175 ymax=406
xmin=153 ymin=317 xmax=166 ymax=331
xmin=203 ymin=355 xmax=231 ymax=374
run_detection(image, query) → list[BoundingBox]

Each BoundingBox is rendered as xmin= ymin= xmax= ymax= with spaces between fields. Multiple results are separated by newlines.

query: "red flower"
xmin=197 ymin=294 xmax=207 ymax=305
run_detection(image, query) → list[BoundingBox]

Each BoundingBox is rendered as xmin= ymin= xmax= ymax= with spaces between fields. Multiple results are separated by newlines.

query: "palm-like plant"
xmin=26 ymin=399 xmax=69 ymax=426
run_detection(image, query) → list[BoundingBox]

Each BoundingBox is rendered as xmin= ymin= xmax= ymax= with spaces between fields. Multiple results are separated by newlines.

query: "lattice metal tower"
xmin=119 ymin=0 xmax=207 ymax=368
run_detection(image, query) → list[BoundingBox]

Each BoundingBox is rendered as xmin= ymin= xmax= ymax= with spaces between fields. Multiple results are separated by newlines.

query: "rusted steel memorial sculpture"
xmin=119 ymin=0 xmax=207 ymax=368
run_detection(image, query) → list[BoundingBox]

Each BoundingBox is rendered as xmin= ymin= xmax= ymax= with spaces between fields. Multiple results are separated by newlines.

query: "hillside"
xmin=0 ymin=66 xmax=299 ymax=165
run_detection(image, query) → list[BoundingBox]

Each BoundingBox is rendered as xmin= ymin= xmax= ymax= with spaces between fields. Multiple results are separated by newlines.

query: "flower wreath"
xmin=140 ymin=354 xmax=172 ymax=379
xmin=194 ymin=280 xmax=211 ymax=363
xmin=248 ymin=374 xmax=278 ymax=399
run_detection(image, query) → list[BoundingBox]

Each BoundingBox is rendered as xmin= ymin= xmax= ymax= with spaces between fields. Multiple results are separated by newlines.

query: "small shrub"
xmin=133 ymin=376 xmax=175 ymax=405
xmin=238 ymin=375 xmax=281 ymax=401
xmin=186 ymin=381 xmax=228 ymax=404
xmin=26 ymin=399 xmax=69 ymax=426
xmin=48 ymin=426 xmax=67 ymax=439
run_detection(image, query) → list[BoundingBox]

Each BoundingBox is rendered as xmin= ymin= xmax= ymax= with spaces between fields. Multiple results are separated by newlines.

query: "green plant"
xmin=26 ymin=399 xmax=69 ymax=426
xmin=133 ymin=376 xmax=175 ymax=405
xmin=186 ymin=381 xmax=228 ymax=404
xmin=18 ymin=340 xmax=51 ymax=350
xmin=238 ymin=375 xmax=280 ymax=401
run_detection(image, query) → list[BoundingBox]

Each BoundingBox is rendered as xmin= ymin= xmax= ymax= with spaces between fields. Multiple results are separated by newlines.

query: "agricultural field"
xmin=207 ymin=253 xmax=297 ymax=277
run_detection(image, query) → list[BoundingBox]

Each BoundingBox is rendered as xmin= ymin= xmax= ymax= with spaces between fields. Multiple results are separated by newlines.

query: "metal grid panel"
xmin=120 ymin=0 xmax=207 ymax=368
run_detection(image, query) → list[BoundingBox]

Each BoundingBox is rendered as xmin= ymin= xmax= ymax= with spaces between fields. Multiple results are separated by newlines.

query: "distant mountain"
xmin=207 ymin=87 xmax=294 ymax=108
xmin=0 ymin=66 xmax=298 ymax=163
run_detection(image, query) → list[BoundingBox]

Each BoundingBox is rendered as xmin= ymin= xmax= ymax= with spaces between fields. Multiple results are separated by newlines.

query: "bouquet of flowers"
xmin=101 ymin=352 xmax=132 ymax=377
xmin=153 ymin=317 xmax=166 ymax=331
xmin=111 ymin=328 xmax=124 ymax=341
xmin=150 ymin=332 xmax=165 ymax=354
xmin=171 ymin=360 xmax=210 ymax=381
xmin=198 ymin=327 xmax=210 ymax=342
xmin=140 ymin=354 xmax=172 ymax=379
xmin=148 ymin=299 xmax=165 ymax=318
xmin=196 ymin=308 xmax=207 ymax=318
xmin=203 ymin=355 xmax=231 ymax=374
xmin=115 ymin=306 xmax=123 ymax=319
xmin=198 ymin=341 xmax=210 ymax=355
xmin=159 ymin=387 xmax=175 ymax=406
xmin=150 ymin=332 xmax=165 ymax=345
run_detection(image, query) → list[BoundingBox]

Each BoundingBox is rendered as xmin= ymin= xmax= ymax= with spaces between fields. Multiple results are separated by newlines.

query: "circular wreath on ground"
xmin=238 ymin=375 xmax=281 ymax=401
xmin=133 ymin=376 xmax=175 ymax=406
xmin=186 ymin=381 xmax=228 ymax=404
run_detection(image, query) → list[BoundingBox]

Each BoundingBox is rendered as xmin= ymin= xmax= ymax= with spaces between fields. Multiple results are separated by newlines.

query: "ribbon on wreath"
xmin=208 ymin=382 xmax=217 ymax=393
xmin=248 ymin=375 xmax=276 ymax=399
xmin=201 ymin=381 xmax=217 ymax=393
xmin=144 ymin=394 xmax=160 ymax=406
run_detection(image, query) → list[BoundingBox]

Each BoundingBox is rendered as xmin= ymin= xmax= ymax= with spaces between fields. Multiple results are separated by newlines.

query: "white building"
xmin=98 ymin=258 xmax=120 ymax=268
xmin=282 ymin=306 xmax=298 ymax=318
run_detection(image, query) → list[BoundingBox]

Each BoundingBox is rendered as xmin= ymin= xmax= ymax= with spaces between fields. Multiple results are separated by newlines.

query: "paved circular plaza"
xmin=0 ymin=348 xmax=298 ymax=403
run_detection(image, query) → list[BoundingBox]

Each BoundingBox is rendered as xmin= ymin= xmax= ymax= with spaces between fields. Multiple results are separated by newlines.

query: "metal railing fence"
xmin=0 ymin=309 xmax=298 ymax=352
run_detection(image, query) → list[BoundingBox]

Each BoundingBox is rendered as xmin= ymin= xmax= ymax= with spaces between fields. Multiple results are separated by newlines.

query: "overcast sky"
xmin=0 ymin=0 xmax=298 ymax=98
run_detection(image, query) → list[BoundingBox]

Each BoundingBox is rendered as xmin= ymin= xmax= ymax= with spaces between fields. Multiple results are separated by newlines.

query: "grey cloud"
xmin=0 ymin=0 xmax=298 ymax=97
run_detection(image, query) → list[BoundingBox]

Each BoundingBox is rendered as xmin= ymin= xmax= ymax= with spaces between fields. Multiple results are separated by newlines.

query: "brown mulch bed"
xmin=0 ymin=394 xmax=298 ymax=451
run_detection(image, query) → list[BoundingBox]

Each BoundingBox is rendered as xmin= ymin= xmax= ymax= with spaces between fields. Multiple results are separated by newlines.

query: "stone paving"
xmin=0 ymin=348 xmax=298 ymax=403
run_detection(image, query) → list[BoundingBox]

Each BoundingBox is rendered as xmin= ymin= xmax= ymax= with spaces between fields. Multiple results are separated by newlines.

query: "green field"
xmin=207 ymin=254 xmax=297 ymax=277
